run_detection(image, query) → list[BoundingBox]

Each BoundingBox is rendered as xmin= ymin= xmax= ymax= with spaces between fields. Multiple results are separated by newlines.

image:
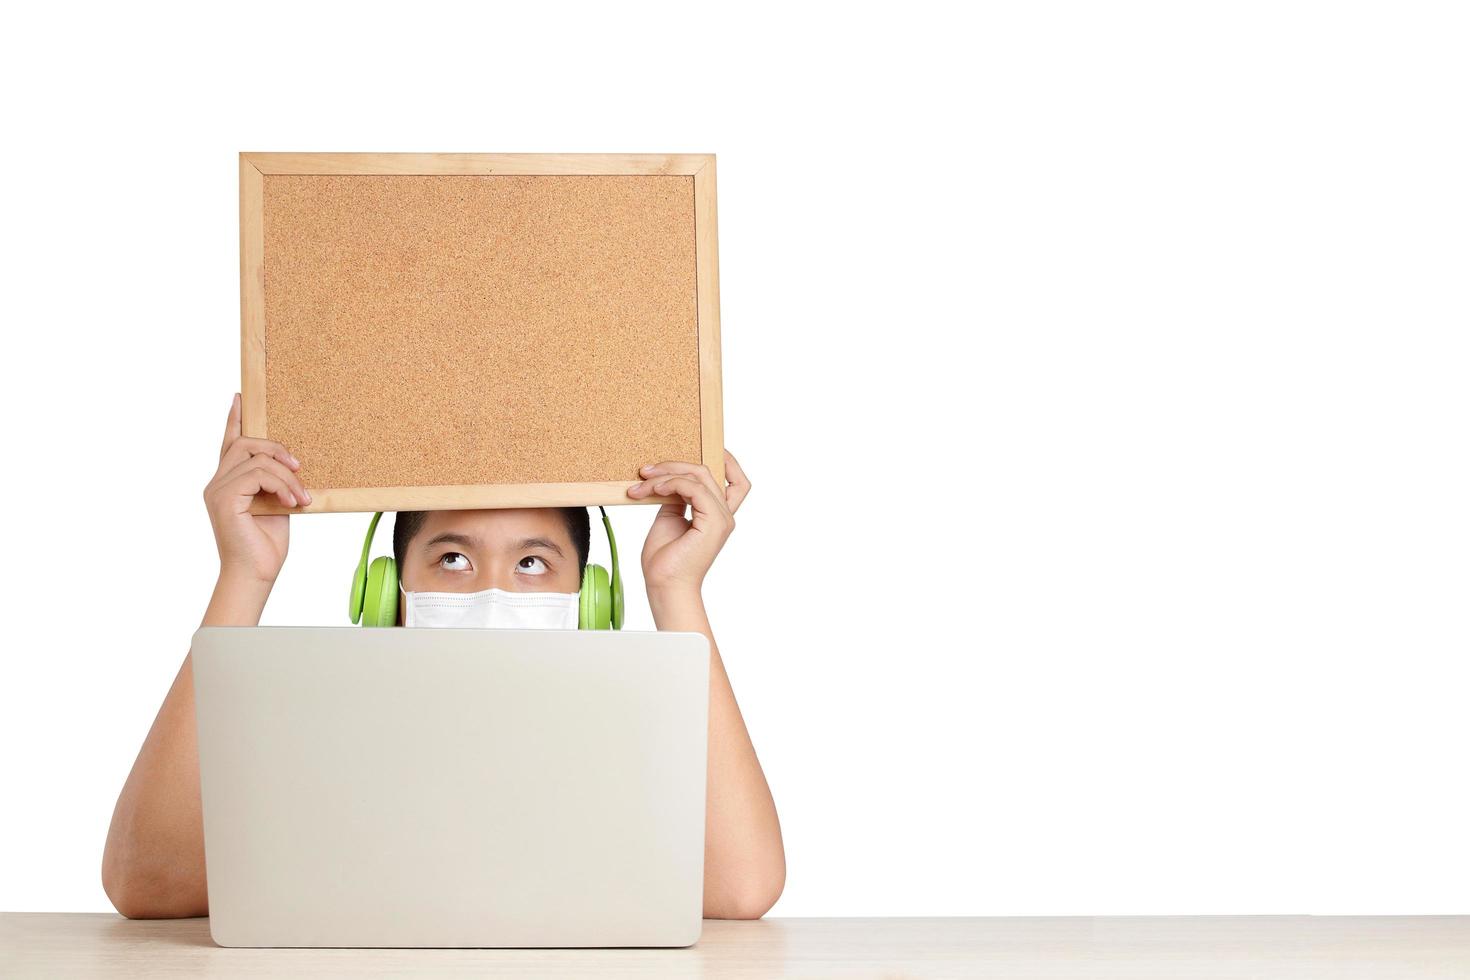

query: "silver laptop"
xmin=190 ymin=626 xmax=710 ymax=948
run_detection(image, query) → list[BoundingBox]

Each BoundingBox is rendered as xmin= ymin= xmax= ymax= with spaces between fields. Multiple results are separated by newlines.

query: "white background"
xmin=2 ymin=2 xmax=1466 ymax=916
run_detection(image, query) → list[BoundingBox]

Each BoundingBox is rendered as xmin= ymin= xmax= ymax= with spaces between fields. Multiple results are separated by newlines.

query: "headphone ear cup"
xmin=363 ymin=556 xmax=399 ymax=628
xmin=349 ymin=559 xmax=368 ymax=624
xmin=350 ymin=512 xmax=388 ymax=625
xmin=579 ymin=563 xmax=611 ymax=630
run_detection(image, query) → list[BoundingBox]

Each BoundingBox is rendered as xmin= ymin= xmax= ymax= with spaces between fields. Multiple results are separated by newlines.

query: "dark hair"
xmin=392 ymin=508 xmax=591 ymax=579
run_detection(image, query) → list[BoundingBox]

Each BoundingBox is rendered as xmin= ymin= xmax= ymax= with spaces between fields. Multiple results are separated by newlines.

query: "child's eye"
xmin=438 ymin=552 xmax=471 ymax=571
xmin=517 ymin=556 xmax=549 ymax=575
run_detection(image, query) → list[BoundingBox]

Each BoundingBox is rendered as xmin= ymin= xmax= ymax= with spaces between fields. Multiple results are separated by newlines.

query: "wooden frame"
xmin=240 ymin=152 xmax=723 ymax=515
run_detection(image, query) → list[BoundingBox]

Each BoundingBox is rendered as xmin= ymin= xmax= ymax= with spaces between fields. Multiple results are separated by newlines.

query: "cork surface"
xmin=261 ymin=174 xmax=701 ymax=489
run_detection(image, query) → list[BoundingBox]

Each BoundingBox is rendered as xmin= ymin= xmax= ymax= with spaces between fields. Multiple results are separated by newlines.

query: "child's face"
xmin=397 ymin=508 xmax=582 ymax=595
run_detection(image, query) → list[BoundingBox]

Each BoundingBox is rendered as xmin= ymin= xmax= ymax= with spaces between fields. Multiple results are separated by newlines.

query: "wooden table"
xmin=2 ymin=912 xmax=1467 ymax=978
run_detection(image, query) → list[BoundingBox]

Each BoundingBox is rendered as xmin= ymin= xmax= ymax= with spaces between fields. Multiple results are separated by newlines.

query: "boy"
xmin=101 ymin=394 xmax=785 ymax=920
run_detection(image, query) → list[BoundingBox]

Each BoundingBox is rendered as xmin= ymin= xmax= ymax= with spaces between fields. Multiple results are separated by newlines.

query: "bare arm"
xmin=650 ymin=588 xmax=786 ymax=920
xmin=102 ymin=394 xmax=308 ymax=918
xmin=101 ymin=578 xmax=272 ymax=917
xmin=628 ymin=451 xmax=786 ymax=919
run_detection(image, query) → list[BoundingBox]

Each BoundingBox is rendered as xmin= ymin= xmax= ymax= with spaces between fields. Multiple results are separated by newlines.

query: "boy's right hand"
xmin=204 ymin=393 xmax=311 ymax=585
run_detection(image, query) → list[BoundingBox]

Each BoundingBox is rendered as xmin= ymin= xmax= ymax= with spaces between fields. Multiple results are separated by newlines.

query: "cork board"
xmin=239 ymin=153 xmax=723 ymax=514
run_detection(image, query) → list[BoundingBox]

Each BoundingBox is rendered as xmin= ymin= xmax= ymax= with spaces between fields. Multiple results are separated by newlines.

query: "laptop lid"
xmin=191 ymin=626 xmax=710 ymax=948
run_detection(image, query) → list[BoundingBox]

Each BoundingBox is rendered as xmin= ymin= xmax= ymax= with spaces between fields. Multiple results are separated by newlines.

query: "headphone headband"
xmin=597 ymin=505 xmax=624 ymax=630
xmin=348 ymin=511 xmax=386 ymax=623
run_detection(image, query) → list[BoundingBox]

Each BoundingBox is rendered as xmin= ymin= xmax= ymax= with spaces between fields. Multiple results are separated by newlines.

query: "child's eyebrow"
xmin=422 ymin=532 xmax=565 ymax=559
xmin=422 ymin=531 xmax=481 ymax=551
xmin=514 ymin=537 xmax=565 ymax=558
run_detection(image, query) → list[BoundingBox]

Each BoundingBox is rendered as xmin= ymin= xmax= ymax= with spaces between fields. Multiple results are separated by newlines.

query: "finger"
xmin=218 ymin=393 xmax=242 ymax=461
xmin=219 ymin=437 xmax=301 ymax=476
xmin=626 ymin=470 xmax=711 ymax=511
xmin=223 ymin=465 xmax=296 ymax=510
xmin=224 ymin=463 xmax=296 ymax=509
xmin=638 ymin=459 xmax=723 ymax=502
xmin=216 ymin=449 xmax=309 ymax=504
xmin=627 ymin=465 xmax=724 ymax=511
xmin=627 ymin=479 xmax=677 ymax=507
xmin=722 ymin=449 xmax=752 ymax=513
xmin=627 ymin=480 xmax=691 ymax=519
xmin=639 ymin=474 xmax=730 ymax=536
xmin=215 ymin=454 xmax=310 ymax=508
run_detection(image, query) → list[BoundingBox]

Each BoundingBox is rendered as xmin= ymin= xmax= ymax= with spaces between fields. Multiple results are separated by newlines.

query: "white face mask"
xmin=400 ymin=585 xmax=580 ymax=630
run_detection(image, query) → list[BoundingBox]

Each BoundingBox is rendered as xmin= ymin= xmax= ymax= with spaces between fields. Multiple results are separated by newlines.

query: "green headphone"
xmin=348 ymin=507 xmax=624 ymax=630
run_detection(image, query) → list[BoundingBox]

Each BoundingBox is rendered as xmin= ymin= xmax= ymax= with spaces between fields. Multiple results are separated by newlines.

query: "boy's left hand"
xmin=627 ymin=449 xmax=751 ymax=596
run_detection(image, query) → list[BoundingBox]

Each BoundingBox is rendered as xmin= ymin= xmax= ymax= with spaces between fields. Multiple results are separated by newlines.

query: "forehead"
xmin=410 ymin=508 xmax=570 ymax=548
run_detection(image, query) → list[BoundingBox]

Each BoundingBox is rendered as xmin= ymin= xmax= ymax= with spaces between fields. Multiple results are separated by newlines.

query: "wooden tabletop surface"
xmin=2 ymin=912 xmax=1467 ymax=978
